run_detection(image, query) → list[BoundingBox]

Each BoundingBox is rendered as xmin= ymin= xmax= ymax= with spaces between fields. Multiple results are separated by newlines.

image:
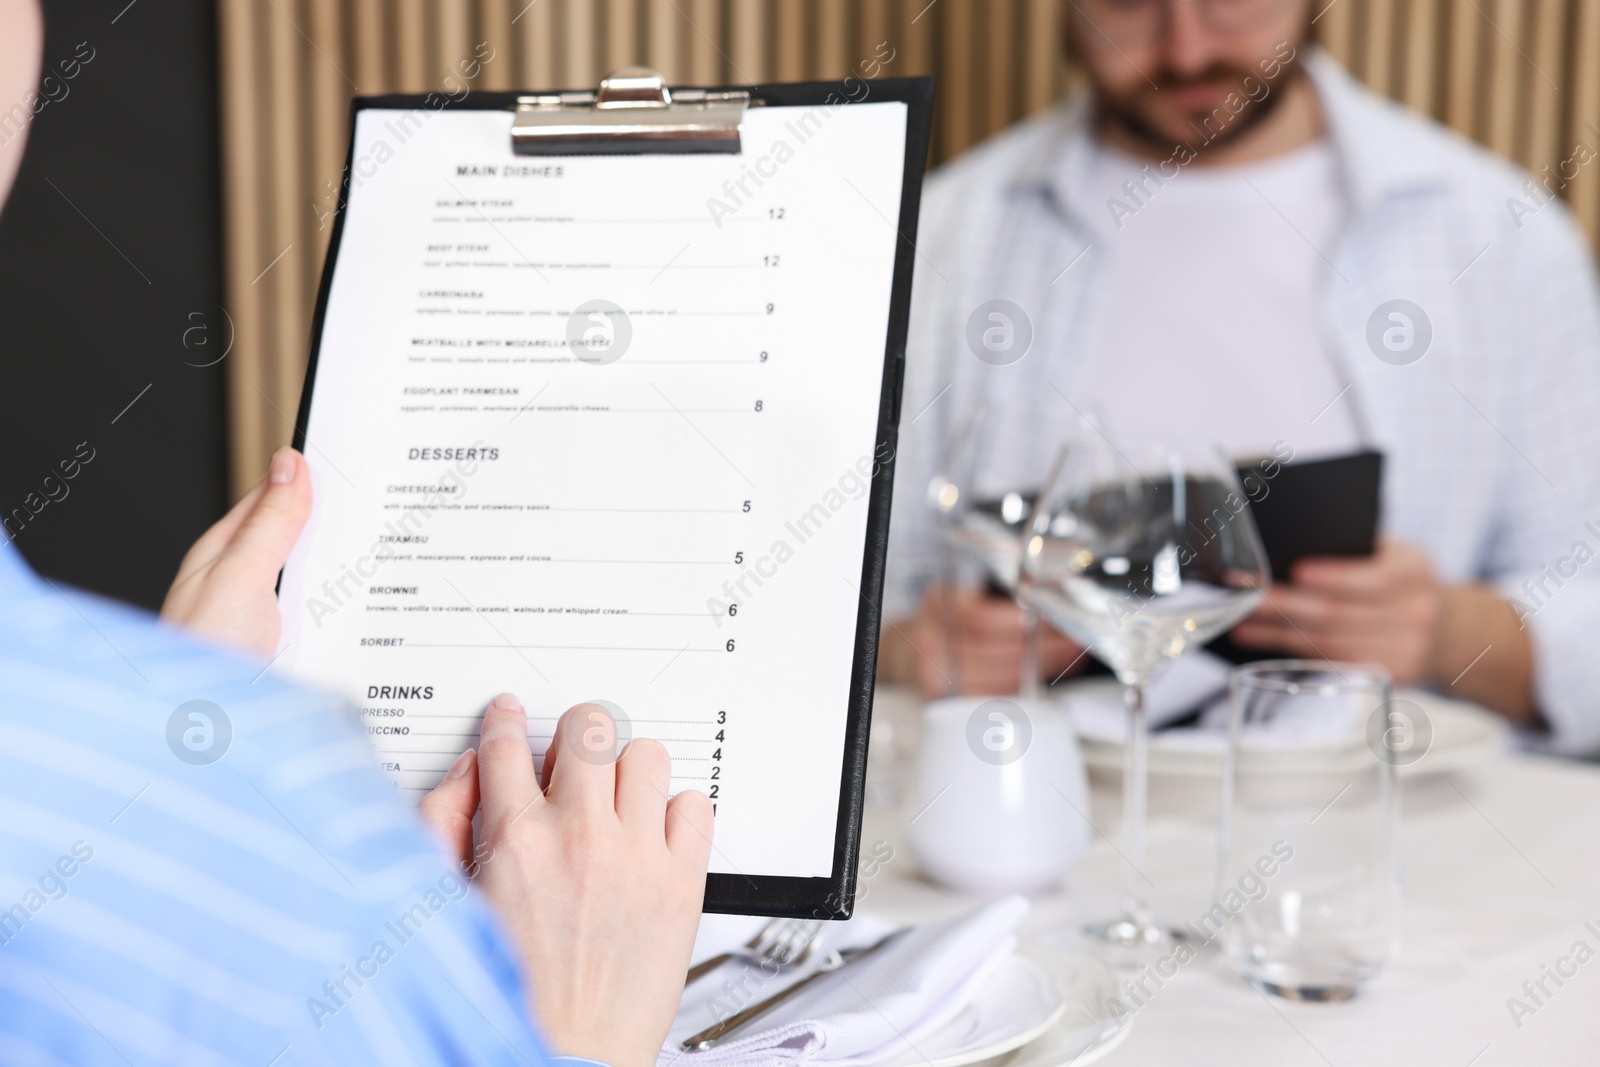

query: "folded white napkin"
xmin=1064 ymin=652 xmax=1365 ymax=751
xmin=1063 ymin=651 xmax=1233 ymax=742
xmin=661 ymin=896 xmax=1029 ymax=1067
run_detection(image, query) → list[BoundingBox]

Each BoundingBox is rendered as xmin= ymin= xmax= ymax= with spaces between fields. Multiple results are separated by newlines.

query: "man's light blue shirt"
xmin=888 ymin=49 xmax=1600 ymax=754
xmin=0 ymin=539 xmax=569 ymax=1065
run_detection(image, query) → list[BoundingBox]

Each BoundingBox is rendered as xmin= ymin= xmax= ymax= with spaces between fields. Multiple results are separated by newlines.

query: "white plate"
xmin=877 ymin=954 xmax=1066 ymax=1067
xmin=1071 ymin=682 xmax=1508 ymax=778
xmin=1002 ymin=1018 xmax=1128 ymax=1067
xmin=995 ymin=953 xmax=1130 ymax=1067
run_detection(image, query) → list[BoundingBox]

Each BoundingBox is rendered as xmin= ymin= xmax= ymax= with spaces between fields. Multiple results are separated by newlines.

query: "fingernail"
xmin=268 ymin=448 xmax=297 ymax=485
xmin=445 ymin=748 xmax=476 ymax=780
xmin=490 ymin=692 xmax=523 ymax=713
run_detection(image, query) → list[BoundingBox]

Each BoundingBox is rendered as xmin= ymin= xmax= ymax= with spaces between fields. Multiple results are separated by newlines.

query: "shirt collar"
xmin=1008 ymin=47 xmax=1453 ymax=231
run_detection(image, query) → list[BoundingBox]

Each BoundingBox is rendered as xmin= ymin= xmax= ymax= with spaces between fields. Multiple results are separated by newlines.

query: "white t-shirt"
xmin=1073 ymin=138 xmax=1360 ymax=462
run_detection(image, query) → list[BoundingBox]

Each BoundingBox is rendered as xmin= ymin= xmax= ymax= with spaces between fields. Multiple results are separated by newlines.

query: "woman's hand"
xmin=420 ymin=695 xmax=713 ymax=1067
xmin=160 ymin=447 xmax=311 ymax=658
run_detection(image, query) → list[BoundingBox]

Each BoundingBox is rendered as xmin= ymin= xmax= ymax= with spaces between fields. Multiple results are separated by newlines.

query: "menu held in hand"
xmin=278 ymin=87 xmax=921 ymax=894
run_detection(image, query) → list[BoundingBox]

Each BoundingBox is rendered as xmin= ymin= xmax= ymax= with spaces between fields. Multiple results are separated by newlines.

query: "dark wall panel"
xmin=0 ymin=0 xmax=227 ymax=610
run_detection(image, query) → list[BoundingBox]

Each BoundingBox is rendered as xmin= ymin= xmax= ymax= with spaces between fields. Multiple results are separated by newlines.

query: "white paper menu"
xmin=278 ymin=101 xmax=908 ymax=880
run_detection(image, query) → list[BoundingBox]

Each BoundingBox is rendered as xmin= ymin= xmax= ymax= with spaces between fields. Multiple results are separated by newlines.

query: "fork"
xmin=684 ymin=916 xmax=825 ymax=986
xmin=680 ymin=927 xmax=904 ymax=1050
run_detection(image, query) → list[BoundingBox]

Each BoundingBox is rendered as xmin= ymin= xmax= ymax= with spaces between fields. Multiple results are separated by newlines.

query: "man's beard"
xmin=1097 ymin=58 xmax=1305 ymax=154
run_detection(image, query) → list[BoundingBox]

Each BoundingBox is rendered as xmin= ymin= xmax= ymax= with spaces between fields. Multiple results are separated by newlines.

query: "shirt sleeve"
xmin=1480 ymin=201 xmax=1600 ymax=755
xmin=0 ymin=578 xmax=564 ymax=1067
xmin=884 ymin=176 xmax=963 ymax=622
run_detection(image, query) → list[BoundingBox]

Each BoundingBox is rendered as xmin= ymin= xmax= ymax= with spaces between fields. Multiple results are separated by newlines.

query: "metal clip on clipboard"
xmin=512 ymin=66 xmax=751 ymax=156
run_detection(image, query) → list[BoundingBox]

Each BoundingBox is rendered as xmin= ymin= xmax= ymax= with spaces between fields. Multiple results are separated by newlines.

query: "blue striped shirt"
xmin=0 ymin=540 xmax=567 ymax=1065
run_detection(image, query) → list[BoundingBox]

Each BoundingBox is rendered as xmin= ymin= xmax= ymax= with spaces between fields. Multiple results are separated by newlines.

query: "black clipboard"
xmin=293 ymin=70 xmax=935 ymax=919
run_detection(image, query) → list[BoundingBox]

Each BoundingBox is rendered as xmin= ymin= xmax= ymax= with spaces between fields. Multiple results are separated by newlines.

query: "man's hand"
xmin=420 ymin=695 xmax=712 ymax=1067
xmin=1230 ymin=538 xmax=1441 ymax=684
xmin=160 ymin=447 xmax=311 ymax=658
xmin=887 ymin=585 xmax=1086 ymax=697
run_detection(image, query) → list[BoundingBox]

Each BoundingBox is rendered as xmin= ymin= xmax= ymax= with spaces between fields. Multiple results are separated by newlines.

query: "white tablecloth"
xmin=858 ymin=688 xmax=1600 ymax=1066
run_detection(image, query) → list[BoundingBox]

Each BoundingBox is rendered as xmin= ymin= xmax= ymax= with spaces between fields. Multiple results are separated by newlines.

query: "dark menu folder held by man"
xmin=275 ymin=74 xmax=935 ymax=916
xmin=1239 ymin=448 xmax=1384 ymax=581
xmin=1207 ymin=448 xmax=1384 ymax=665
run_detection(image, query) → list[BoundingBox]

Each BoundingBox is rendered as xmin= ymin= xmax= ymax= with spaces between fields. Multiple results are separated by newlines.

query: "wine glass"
xmin=926 ymin=406 xmax=1046 ymax=696
xmin=1017 ymin=437 xmax=1270 ymax=951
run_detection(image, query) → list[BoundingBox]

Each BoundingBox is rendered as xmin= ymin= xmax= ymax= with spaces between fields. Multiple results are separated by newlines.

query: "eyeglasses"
xmin=1069 ymin=0 xmax=1295 ymax=51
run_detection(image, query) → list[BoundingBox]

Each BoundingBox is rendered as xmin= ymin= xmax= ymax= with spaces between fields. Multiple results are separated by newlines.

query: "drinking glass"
xmin=926 ymin=406 xmax=1050 ymax=696
xmin=1218 ymin=661 xmax=1401 ymax=999
xmin=1017 ymin=438 xmax=1269 ymax=950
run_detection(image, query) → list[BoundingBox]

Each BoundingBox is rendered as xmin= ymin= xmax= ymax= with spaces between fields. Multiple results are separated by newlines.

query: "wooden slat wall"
xmin=215 ymin=0 xmax=1600 ymax=492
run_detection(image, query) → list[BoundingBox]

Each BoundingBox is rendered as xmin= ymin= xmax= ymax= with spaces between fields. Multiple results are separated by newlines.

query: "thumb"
xmin=213 ymin=447 xmax=312 ymax=583
xmin=419 ymin=749 xmax=481 ymax=869
xmin=169 ymin=477 xmax=269 ymax=586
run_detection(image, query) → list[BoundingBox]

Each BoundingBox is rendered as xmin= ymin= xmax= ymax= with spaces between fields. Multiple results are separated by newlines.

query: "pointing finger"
xmin=478 ymin=693 xmax=541 ymax=838
xmin=546 ymin=703 xmax=621 ymax=816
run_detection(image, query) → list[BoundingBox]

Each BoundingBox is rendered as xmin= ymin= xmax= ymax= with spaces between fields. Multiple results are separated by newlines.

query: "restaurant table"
xmin=856 ymin=687 xmax=1600 ymax=1066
